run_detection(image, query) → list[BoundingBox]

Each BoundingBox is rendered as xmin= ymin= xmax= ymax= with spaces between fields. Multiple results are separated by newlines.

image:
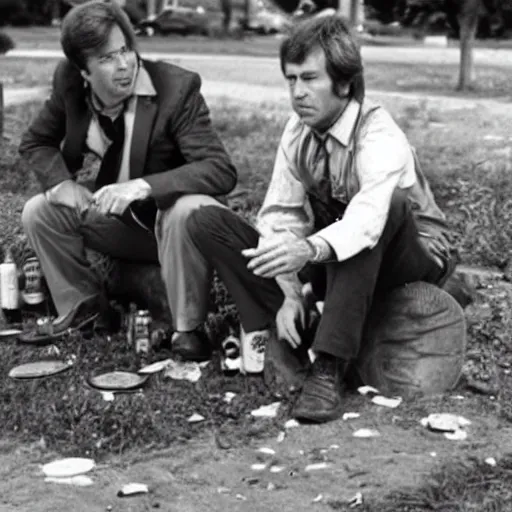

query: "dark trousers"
xmin=186 ymin=193 xmax=445 ymax=361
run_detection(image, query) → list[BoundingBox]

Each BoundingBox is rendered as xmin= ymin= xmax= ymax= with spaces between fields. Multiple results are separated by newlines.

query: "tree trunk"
xmin=220 ymin=0 xmax=232 ymax=33
xmin=349 ymin=0 xmax=359 ymax=26
xmin=457 ymin=0 xmax=482 ymax=90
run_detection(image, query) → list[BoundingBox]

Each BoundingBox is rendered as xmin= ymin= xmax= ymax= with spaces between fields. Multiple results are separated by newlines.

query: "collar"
xmin=89 ymin=63 xmax=157 ymax=115
xmin=326 ymin=99 xmax=361 ymax=147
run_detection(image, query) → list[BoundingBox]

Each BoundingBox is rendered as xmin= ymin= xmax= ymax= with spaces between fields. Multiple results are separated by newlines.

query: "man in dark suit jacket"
xmin=19 ymin=0 xmax=237 ymax=360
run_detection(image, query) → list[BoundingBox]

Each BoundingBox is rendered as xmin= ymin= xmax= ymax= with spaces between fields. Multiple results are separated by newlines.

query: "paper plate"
xmin=88 ymin=371 xmax=149 ymax=391
xmin=0 ymin=328 xmax=23 ymax=341
xmin=9 ymin=360 xmax=73 ymax=379
xmin=42 ymin=457 xmax=95 ymax=478
xmin=426 ymin=413 xmax=460 ymax=433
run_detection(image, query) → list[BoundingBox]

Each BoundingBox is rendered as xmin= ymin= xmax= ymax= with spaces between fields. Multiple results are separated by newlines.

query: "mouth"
xmin=115 ymin=77 xmax=133 ymax=87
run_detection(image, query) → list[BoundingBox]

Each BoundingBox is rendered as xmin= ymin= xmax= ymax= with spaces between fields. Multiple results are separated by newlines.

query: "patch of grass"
xmin=363 ymin=455 xmax=512 ymax=511
xmin=1 ymin=96 xmax=512 ymax=496
xmin=2 ymin=55 xmax=512 ymax=100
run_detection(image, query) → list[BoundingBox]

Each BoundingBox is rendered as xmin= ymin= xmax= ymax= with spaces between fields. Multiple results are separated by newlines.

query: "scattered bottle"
xmin=21 ymin=256 xmax=45 ymax=312
xmin=0 ymin=248 xmax=22 ymax=325
xmin=125 ymin=302 xmax=137 ymax=348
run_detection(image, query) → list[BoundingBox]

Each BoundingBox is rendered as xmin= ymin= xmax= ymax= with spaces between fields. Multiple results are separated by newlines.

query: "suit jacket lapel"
xmin=130 ymin=96 xmax=158 ymax=180
xmin=65 ymin=92 xmax=92 ymax=165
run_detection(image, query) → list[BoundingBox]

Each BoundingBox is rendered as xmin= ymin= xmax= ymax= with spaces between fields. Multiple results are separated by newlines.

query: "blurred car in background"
xmin=239 ymin=0 xmax=291 ymax=35
xmin=136 ymin=5 xmax=210 ymax=36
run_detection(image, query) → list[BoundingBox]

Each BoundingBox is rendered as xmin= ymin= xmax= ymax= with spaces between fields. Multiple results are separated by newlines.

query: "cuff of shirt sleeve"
xmin=307 ymin=235 xmax=334 ymax=263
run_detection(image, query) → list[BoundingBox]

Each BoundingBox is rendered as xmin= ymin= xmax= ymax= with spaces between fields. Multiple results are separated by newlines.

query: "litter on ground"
xmin=371 ymin=396 xmax=402 ymax=408
xmin=485 ymin=457 xmax=497 ymax=467
xmin=117 ymin=483 xmax=149 ymax=497
xmin=342 ymin=412 xmax=360 ymax=420
xmin=250 ymin=402 xmax=281 ymax=418
xmin=223 ymin=392 xmax=236 ymax=403
xmin=163 ymin=359 xmax=206 ymax=383
xmin=187 ymin=413 xmax=205 ymax=423
xmin=251 ymin=463 xmax=267 ymax=471
xmin=357 ymin=385 xmax=379 ymax=396
xmin=44 ymin=475 xmax=94 ymax=487
xmin=257 ymin=447 xmax=276 ymax=455
xmin=305 ymin=462 xmax=331 ymax=471
xmin=284 ymin=419 xmax=300 ymax=428
xmin=42 ymin=458 xmax=95 ymax=478
xmin=353 ymin=428 xmax=380 ymax=438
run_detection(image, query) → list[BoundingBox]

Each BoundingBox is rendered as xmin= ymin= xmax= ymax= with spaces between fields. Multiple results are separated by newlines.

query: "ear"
xmin=336 ymin=83 xmax=350 ymax=98
xmin=80 ymin=69 xmax=91 ymax=83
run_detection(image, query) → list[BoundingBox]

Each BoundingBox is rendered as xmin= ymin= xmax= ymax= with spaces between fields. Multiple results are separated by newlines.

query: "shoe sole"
xmin=292 ymin=406 xmax=344 ymax=424
xmin=17 ymin=313 xmax=99 ymax=345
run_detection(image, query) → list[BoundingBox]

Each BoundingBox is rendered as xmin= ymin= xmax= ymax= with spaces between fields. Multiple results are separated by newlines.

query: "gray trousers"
xmin=22 ymin=193 xmax=222 ymax=331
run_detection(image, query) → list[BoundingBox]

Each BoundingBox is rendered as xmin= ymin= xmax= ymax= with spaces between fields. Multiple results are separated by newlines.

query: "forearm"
xmin=143 ymin=158 xmax=237 ymax=209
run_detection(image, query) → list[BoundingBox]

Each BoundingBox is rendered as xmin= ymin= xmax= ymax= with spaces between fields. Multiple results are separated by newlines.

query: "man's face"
xmin=81 ymin=25 xmax=138 ymax=107
xmin=284 ymin=48 xmax=349 ymax=132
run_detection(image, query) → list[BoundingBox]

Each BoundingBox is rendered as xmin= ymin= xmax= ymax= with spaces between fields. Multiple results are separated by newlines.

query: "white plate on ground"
xmin=0 ymin=328 xmax=23 ymax=341
xmin=88 ymin=371 xmax=148 ymax=391
xmin=9 ymin=360 xmax=73 ymax=379
xmin=42 ymin=457 xmax=95 ymax=478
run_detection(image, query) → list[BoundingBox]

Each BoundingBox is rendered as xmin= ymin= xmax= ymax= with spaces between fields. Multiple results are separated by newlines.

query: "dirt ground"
xmin=1 ymin=396 xmax=511 ymax=512
xmin=2 ymin=46 xmax=512 ymax=512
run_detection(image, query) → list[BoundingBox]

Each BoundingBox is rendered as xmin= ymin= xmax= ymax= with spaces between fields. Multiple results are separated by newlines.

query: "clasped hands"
xmin=46 ymin=179 xmax=152 ymax=216
xmin=242 ymin=235 xmax=315 ymax=348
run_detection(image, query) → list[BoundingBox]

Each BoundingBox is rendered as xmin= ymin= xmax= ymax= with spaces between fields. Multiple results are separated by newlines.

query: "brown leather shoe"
xmin=292 ymin=353 xmax=347 ymax=423
xmin=172 ymin=330 xmax=212 ymax=362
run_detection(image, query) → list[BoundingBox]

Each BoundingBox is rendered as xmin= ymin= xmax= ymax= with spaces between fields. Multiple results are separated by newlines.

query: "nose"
xmin=116 ymin=52 xmax=129 ymax=69
xmin=292 ymin=79 xmax=307 ymax=100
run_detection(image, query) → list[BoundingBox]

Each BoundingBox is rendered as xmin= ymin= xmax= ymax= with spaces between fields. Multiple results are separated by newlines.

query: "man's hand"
xmin=242 ymin=237 xmax=314 ymax=278
xmin=45 ymin=180 xmax=93 ymax=215
xmin=276 ymin=297 xmax=307 ymax=349
xmin=92 ymin=179 xmax=152 ymax=216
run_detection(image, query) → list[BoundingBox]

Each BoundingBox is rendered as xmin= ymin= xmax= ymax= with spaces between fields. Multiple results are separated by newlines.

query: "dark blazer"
xmin=19 ymin=58 xmax=237 ymax=218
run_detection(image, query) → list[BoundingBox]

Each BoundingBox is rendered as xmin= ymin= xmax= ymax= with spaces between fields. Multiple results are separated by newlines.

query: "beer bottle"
xmin=0 ymin=248 xmax=22 ymax=325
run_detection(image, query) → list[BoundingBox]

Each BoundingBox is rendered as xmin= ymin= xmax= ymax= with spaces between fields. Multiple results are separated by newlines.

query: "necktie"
xmin=95 ymin=112 xmax=125 ymax=189
xmin=313 ymin=137 xmax=332 ymax=201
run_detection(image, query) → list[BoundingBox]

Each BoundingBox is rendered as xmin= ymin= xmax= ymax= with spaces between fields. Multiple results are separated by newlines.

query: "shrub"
xmin=0 ymin=31 xmax=14 ymax=54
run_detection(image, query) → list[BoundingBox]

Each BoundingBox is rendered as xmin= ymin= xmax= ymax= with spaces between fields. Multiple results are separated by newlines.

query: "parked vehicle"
xmin=239 ymin=0 xmax=291 ymax=35
xmin=136 ymin=5 xmax=209 ymax=36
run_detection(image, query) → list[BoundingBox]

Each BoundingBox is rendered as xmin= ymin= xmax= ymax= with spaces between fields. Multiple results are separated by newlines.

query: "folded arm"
xmin=143 ymin=74 xmax=237 ymax=209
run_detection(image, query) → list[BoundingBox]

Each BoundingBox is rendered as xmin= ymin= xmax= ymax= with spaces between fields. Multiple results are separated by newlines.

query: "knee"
xmin=21 ymin=193 xmax=49 ymax=234
xmin=186 ymin=205 xmax=230 ymax=241
xmin=387 ymin=187 xmax=409 ymax=221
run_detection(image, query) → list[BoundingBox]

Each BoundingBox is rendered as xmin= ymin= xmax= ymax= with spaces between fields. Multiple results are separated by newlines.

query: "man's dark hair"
xmin=61 ymin=0 xmax=138 ymax=71
xmin=280 ymin=16 xmax=365 ymax=102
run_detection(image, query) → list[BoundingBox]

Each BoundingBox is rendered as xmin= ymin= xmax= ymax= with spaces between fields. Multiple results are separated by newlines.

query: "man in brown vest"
xmin=186 ymin=16 xmax=460 ymax=422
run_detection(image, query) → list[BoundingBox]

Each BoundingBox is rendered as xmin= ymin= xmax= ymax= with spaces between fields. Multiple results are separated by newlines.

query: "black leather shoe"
xmin=292 ymin=353 xmax=347 ymax=423
xmin=172 ymin=330 xmax=212 ymax=362
xmin=18 ymin=295 xmax=101 ymax=344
